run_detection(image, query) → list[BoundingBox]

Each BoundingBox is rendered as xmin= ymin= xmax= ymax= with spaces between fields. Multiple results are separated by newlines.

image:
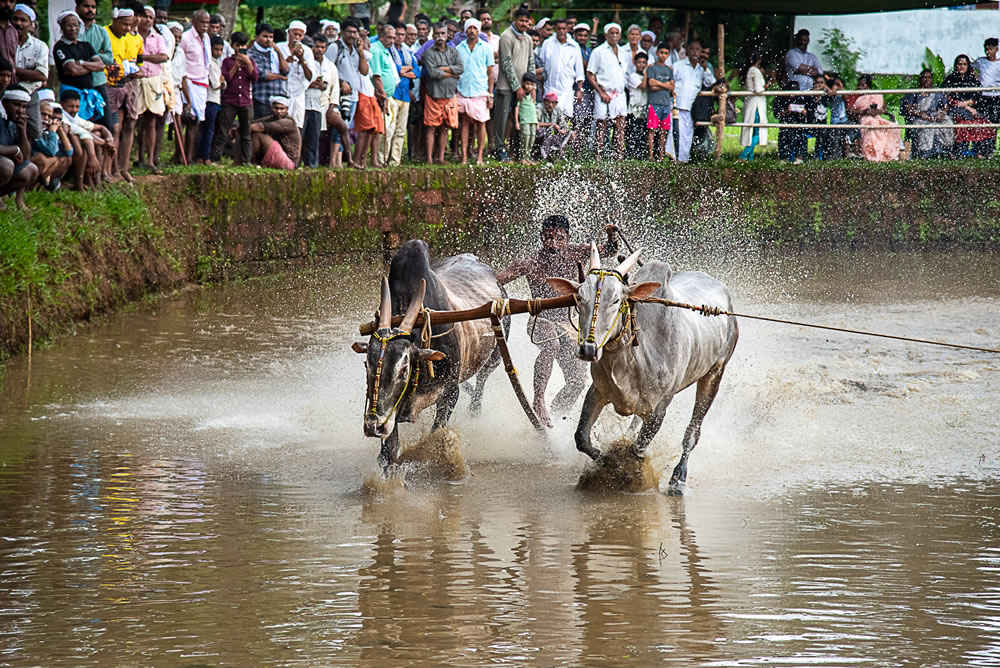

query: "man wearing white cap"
xmin=11 ymin=4 xmax=46 ymax=139
xmin=640 ymin=30 xmax=655 ymax=55
xmin=277 ymin=20 xmax=315 ymax=132
xmin=251 ymin=95 xmax=300 ymax=170
xmin=0 ymin=88 xmax=39 ymax=211
xmin=538 ymin=18 xmax=582 ymax=122
xmin=455 ymin=17 xmax=493 ymax=165
xmin=104 ymin=6 xmax=142 ymax=182
xmin=321 ymin=20 xmax=339 ymax=43
xmin=586 ymin=22 xmax=627 ymax=160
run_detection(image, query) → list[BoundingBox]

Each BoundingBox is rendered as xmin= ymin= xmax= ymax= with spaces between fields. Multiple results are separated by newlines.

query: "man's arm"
xmin=96 ymin=30 xmax=115 ymax=66
xmin=499 ymin=36 xmax=518 ymax=89
xmin=299 ymin=48 xmax=314 ymax=82
xmin=15 ymin=50 xmax=46 ymax=82
xmin=496 ymin=258 xmax=533 ymax=285
xmin=276 ymin=46 xmax=290 ymax=75
xmin=449 ymin=49 xmax=463 ymax=76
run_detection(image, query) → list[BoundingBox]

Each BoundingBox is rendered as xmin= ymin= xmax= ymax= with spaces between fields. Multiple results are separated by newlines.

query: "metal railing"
xmin=690 ymin=86 xmax=1000 ymax=157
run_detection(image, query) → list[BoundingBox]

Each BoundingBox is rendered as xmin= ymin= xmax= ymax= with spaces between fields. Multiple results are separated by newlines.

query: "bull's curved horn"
xmin=379 ymin=277 xmax=392 ymax=330
xmin=590 ymin=241 xmax=601 ymax=270
xmin=615 ymin=247 xmax=643 ymax=276
xmin=400 ymin=278 xmax=426 ymax=332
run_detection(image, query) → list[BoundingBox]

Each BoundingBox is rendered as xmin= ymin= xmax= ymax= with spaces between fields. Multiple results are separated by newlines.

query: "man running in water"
xmin=497 ymin=215 xmax=618 ymax=427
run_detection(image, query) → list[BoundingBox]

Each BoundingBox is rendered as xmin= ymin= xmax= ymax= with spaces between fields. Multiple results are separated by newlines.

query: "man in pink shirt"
xmin=136 ymin=6 xmax=169 ymax=171
xmin=179 ymin=9 xmax=210 ymax=162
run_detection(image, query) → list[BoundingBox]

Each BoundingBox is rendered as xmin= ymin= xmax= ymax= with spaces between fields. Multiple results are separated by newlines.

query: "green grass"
xmin=0 ymin=187 xmax=161 ymax=304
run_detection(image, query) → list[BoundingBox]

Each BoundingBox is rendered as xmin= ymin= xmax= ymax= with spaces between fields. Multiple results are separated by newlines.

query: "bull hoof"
xmin=628 ymin=446 xmax=644 ymax=462
xmin=666 ymin=478 xmax=685 ymax=496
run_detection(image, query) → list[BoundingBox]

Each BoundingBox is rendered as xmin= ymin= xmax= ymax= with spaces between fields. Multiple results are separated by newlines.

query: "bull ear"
xmin=352 ymin=341 xmax=368 ymax=354
xmin=547 ymin=277 xmax=580 ymax=296
xmin=627 ymin=281 xmax=661 ymax=301
xmin=417 ymin=349 xmax=446 ymax=361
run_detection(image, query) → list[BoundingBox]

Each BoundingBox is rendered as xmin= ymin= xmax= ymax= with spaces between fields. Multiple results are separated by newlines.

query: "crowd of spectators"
xmin=746 ymin=28 xmax=1000 ymax=163
xmin=1 ymin=0 xmax=999 ymax=211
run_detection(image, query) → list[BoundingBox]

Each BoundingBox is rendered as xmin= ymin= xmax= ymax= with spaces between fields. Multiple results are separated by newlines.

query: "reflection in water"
xmin=1 ymin=252 xmax=1000 ymax=664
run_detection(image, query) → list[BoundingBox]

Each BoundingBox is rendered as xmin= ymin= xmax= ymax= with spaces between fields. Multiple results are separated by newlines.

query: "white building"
xmin=795 ymin=5 xmax=1000 ymax=75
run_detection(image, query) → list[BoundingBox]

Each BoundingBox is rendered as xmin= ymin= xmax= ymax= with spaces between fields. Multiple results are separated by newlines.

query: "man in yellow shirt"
xmin=105 ymin=5 xmax=143 ymax=182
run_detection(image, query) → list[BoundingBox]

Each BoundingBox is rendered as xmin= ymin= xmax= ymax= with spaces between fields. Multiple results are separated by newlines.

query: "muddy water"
xmin=2 ymin=251 xmax=1000 ymax=666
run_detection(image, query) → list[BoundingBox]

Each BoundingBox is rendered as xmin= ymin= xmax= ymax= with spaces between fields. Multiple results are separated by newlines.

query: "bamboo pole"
xmin=696 ymin=121 xmax=1000 ymax=129
xmin=713 ymin=24 xmax=726 ymax=162
xmin=359 ymin=294 xmax=578 ymax=336
xmin=698 ymin=86 xmax=1000 ymax=98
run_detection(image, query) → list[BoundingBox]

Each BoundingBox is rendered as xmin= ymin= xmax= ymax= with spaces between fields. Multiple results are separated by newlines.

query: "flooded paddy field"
xmin=1 ymin=248 xmax=999 ymax=666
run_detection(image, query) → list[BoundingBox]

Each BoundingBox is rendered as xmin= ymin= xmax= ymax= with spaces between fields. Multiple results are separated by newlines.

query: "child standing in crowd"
xmin=644 ymin=43 xmax=675 ymax=161
xmin=514 ymin=71 xmax=537 ymax=164
xmin=195 ymin=36 xmax=225 ymax=164
xmin=625 ymin=51 xmax=648 ymax=159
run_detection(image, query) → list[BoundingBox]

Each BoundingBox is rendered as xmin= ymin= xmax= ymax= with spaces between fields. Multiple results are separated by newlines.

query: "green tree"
xmin=819 ymin=28 xmax=865 ymax=87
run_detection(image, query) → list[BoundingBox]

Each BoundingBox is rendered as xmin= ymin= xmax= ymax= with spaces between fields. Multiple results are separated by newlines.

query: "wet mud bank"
xmin=2 ymin=164 xmax=999 ymax=362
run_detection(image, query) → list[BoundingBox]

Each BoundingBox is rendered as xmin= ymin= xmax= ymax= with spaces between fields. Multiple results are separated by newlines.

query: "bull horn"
xmin=400 ymin=278 xmax=426 ymax=333
xmin=379 ymin=277 xmax=392 ymax=330
xmin=590 ymin=241 xmax=601 ymax=270
xmin=615 ymin=248 xmax=643 ymax=276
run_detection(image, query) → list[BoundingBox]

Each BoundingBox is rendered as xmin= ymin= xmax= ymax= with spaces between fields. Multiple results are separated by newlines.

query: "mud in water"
xmin=3 ymin=252 xmax=1000 ymax=666
xmin=577 ymin=438 xmax=662 ymax=493
xmin=396 ymin=426 xmax=469 ymax=481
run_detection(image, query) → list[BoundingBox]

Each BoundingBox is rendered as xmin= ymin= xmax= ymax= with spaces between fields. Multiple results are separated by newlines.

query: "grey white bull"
xmin=352 ymin=240 xmax=504 ymax=470
xmin=547 ymin=245 xmax=739 ymax=495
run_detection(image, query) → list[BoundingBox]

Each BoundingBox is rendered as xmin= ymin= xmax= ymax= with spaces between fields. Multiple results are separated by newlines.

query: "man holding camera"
xmin=277 ymin=20 xmax=315 ymax=136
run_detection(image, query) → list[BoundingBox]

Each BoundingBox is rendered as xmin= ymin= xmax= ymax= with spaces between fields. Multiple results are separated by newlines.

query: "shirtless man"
xmin=497 ymin=215 xmax=617 ymax=427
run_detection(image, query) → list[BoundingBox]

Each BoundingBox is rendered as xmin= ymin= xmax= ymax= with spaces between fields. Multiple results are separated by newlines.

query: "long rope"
xmin=642 ymin=297 xmax=1000 ymax=355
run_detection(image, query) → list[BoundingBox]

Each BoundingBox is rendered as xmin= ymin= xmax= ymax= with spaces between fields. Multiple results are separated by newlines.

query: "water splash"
xmin=576 ymin=438 xmax=664 ymax=493
xmin=396 ymin=426 xmax=469 ymax=481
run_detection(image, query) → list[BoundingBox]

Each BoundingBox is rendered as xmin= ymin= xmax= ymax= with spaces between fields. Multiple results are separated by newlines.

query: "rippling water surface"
xmin=2 ymin=251 xmax=999 ymax=666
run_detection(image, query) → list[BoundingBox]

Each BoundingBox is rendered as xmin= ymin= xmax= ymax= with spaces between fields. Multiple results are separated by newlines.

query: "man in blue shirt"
xmin=384 ymin=21 xmax=417 ymax=166
xmin=456 ymin=18 xmax=494 ymax=164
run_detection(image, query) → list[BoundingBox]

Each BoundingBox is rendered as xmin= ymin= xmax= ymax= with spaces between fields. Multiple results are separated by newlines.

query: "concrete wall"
xmin=795 ymin=7 xmax=1000 ymax=75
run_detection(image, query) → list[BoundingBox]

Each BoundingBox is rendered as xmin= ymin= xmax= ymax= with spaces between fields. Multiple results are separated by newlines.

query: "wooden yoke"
xmin=359 ymin=294 xmax=578 ymax=336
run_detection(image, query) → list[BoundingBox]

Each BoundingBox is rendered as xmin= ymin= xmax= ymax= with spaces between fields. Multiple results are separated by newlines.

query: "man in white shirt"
xmin=973 ymin=36 xmax=1000 ymax=155
xmin=586 ymin=22 xmax=628 ymax=160
xmin=304 ymin=33 xmax=339 ymax=167
xmin=539 ymin=18 xmax=583 ymax=121
xmin=277 ymin=20 xmax=316 ymax=130
xmin=11 ymin=4 xmax=47 ymax=138
xmin=671 ymin=38 xmax=715 ymax=163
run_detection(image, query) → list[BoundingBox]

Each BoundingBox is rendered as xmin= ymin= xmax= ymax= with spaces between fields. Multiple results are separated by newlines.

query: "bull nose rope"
xmin=581 ymin=269 xmax=636 ymax=351
xmin=367 ymin=328 xmax=420 ymax=426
